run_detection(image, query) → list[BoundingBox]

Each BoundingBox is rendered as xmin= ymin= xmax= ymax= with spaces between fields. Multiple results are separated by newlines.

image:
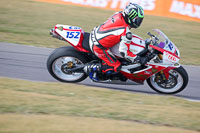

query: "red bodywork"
xmin=150 ymin=45 xmax=180 ymax=60
xmin=54 ymin=25 xmax=90 ymax=53
xmin=53 ymin=25 xmax=177 ymax=84
xmin=121 ymin=64 xmax=165 ymax=84
xmin=120 ymin=44 xmax=179 ymax=84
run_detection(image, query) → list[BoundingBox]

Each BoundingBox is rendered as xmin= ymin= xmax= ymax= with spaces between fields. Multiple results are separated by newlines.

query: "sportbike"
xmin=47 ymin=24 xmax=188 ymax=94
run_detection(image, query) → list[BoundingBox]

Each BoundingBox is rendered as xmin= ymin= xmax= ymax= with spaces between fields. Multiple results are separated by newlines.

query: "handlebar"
xmin=147 ymin=32 xmax=154 ymax=37
xmin=146 ymin=32 xmax=160 ymax=47
xmin=147 ymin=32 xmax=159 ymax=40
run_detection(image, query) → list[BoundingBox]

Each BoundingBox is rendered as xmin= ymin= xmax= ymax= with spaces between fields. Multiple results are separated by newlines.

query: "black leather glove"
xmin=134 ymin=56 xmax=148 ymax=65
xmin=145 ymin=38 xmax=151 ymax=45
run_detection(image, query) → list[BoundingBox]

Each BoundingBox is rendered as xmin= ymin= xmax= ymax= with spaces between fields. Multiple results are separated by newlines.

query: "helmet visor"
xmin=132 ymin=17 xmax=143 ymax=28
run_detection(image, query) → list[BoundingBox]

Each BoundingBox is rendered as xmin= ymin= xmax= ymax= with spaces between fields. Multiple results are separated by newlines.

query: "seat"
xmin=82 ymin=32 xmax=91 ymax=52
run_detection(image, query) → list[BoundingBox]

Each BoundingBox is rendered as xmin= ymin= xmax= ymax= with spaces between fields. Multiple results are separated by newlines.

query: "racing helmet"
xmin=123 ymin=3 xmax=144 ymax=28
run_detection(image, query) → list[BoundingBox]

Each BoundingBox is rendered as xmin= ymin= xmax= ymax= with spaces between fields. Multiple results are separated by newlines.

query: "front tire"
xmin=47 ymin=46 xmax=89 ymax=83
xmin=147 ymin=66 xmax=189 ymax=94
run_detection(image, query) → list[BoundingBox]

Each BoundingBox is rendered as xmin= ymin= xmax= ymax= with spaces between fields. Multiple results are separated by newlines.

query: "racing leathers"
xmin=89 ymin=12 xmax=143 ymax=74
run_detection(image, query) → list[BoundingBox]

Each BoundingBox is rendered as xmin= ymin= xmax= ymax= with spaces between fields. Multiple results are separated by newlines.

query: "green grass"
xmin=0 ymin=2 xmax=199 ymax=132
xmin=0 ymin=114 xmax=199 ymax=133
xmin=0 ymin=77 xmax=200 ymax=133
xmin=0 ymin=0 xmax=200 ymax=65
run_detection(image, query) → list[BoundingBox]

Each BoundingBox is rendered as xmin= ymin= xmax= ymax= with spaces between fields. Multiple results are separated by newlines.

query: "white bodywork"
xmin=152 ymin=29 xmax=180 ymax=65
xmin=110 ymin=34 xmax=145 ymax=58
xmin=55 ymin=24 xmax=82 ymax=46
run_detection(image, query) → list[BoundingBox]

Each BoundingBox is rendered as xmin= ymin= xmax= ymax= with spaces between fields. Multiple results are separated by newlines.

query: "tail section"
xmin=50 ymin=24 xmax=90 ymax=53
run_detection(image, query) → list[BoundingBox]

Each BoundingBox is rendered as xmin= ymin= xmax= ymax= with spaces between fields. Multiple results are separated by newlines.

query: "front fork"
xmin=155 ymin=66 xmax=177 ymax=82
xmin=156 ymin=53 xmax=178 ymax=81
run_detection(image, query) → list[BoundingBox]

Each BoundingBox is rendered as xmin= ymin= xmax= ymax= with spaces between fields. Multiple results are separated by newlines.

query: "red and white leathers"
xmin=89 ymin=12 xmax=138 ymax=73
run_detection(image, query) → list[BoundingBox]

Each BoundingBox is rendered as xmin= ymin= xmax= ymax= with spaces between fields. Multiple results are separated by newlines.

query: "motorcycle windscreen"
xmin=152 ymin=29 xmax=178 ymax=54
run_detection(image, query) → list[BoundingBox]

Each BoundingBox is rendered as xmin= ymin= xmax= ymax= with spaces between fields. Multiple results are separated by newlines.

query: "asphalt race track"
xmin=0 ymin=42 xmax=200 ymax=100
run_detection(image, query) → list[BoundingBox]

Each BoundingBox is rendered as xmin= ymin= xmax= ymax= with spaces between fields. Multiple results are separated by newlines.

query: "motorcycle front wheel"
xmin=146 ymin=66 xmax=189 ymax=94
xmin=47 ymin=46 xmax=89 ymax=83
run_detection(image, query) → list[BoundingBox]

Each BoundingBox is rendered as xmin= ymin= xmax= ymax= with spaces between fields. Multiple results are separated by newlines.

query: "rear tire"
xmin=147 ymin=66 xmax=189 ymax=94
xmin=47 ymin=46 xmax=89 ymax=83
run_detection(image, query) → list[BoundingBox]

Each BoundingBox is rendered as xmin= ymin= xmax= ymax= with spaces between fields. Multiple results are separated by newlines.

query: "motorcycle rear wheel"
xmin=146 ymin=66 xmax=188 ymax=94
xmin=47 ymin=46 xmax=89 ymax=83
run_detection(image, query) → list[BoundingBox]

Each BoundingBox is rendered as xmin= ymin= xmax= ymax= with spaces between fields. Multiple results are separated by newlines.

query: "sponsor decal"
xmin=63 ymin=0 xmax=108 ymax=8
xmin=170 ymin=0 xmax=200 ymax=19
xmin=36 ymin=0 xmax=200 ymax=22
xmin=62 ymin=0 xmax=156 ymax=10
xmin=68 ymin=26 xmax=81 ymax=29
xmin=132 ymin=73 xmax=148 ymax=78
xmin=111 ymin=17 xmax=115 ymax=23
xmin=110 ymin=0 xmax=156 ymax=10
xmin=164 ymin=52 xmax=177 ymax=63
xmin=144 ymin=71 xmax=152 ymax=75
xmin=168 ymin=54 xmax=177 ymax=62
xmin=152 ymin=68 xmax=158 ymax=73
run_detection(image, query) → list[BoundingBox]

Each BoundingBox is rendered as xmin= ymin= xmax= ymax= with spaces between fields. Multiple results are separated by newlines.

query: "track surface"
xmin=0 ymin=42 xmax=200 ymax=100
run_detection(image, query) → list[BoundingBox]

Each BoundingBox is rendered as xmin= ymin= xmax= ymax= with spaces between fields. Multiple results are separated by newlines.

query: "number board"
xmin=66 ymin=31 xmax=80 ymax=39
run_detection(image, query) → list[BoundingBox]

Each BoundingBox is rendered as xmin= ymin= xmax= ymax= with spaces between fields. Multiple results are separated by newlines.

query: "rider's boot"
xmin=84 ymin=63 xmax=101 ymax=81
xmin=84 ymin=62 xmax=121 ymax=81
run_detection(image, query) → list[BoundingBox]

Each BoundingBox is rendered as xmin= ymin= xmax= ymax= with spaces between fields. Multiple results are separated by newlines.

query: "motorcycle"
xmin=47 ymin=24 xmax=189 ymax=94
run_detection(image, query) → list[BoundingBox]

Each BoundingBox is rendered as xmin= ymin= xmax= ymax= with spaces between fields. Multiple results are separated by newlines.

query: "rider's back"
xmin=95 ymin=12 xmax=129 ymax=48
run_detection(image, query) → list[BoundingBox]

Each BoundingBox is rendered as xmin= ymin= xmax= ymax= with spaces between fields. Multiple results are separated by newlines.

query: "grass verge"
xmin=0 ymin=77 xmax=199 ymax=132
xmin=0 ymin=114 xmax=199 ymax=133
xmin=0 ymin=0 xmax=200 ymax=65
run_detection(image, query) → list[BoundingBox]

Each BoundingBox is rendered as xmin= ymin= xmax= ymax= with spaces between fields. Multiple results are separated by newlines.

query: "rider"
xmin=85 ymin=3 xmax=147 ymax=81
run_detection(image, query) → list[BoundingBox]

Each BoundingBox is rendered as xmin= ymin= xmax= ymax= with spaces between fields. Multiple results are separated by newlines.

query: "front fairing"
xmin=150 ymin=29 xmax=180 ymax=64
xmin=119 ymin=29 xmax=181 ymax=84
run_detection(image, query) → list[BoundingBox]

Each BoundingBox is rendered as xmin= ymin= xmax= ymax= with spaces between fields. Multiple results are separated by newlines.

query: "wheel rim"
xmin=150 ymin=69 xmax=184 ymax=93
xmin=52 ymin=56 xmax=84 ymax=81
